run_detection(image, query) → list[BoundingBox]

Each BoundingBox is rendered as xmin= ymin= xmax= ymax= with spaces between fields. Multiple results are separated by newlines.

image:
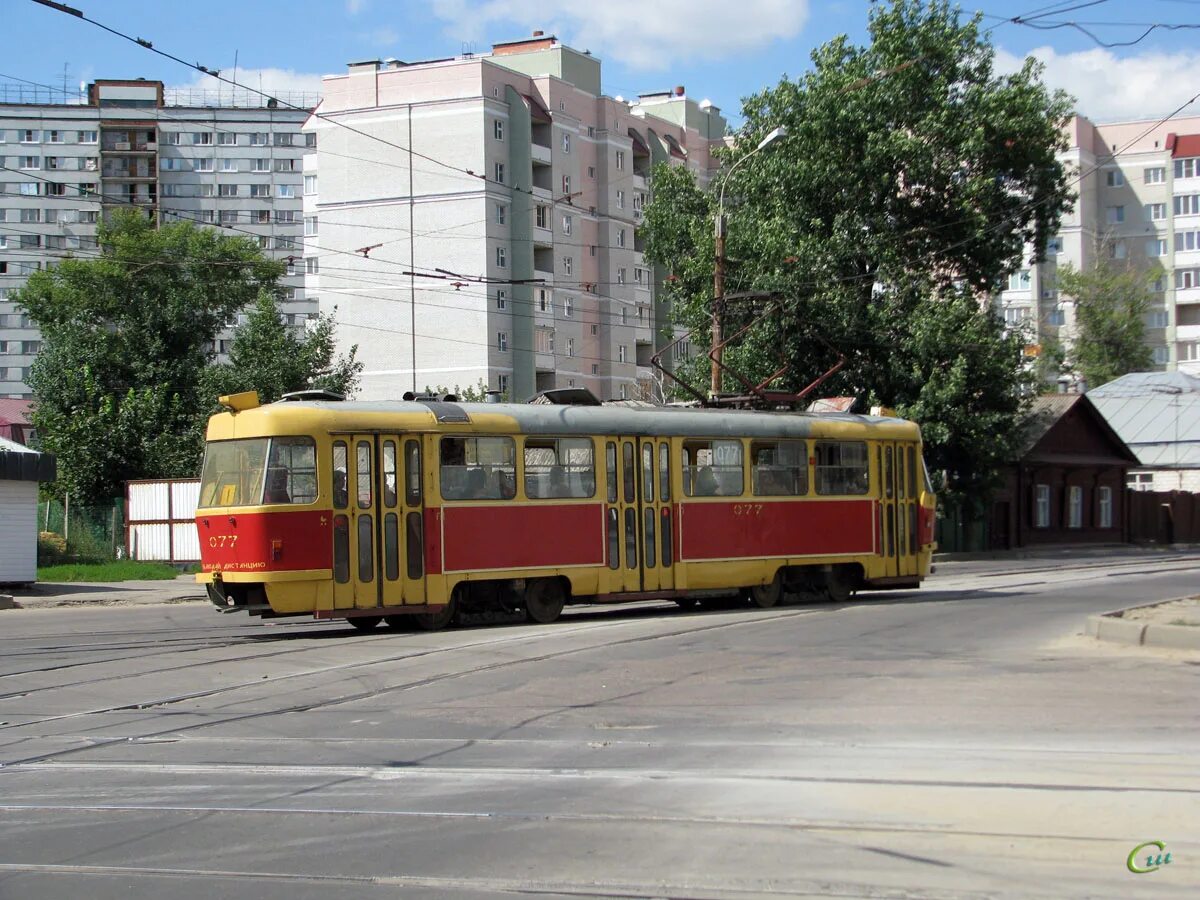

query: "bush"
xmin=37 ymin=532 xmax=69 ymax=566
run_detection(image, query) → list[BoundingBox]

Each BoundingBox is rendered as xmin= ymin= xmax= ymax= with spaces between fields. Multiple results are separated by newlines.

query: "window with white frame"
xmin=1181 ymin=341 xmax=1200 ymax=361
xmin=274 ymin=159 xmax=297 ymax=173
xmin=1046 ymin=308 xmax=1066 ymax=326
xmin=562 ymin=213 xmax=572 ymax=235
xmin=1002 ymin=306 xmax=1027 ymax=326
xmin=615 ymin=150 xmax=625 ymax=170
xmin=617 ymin=228 xmax=626 ymax=248
xmin=20 ymin=129 xmax=38 ymax=143
xmin=306 ymin=257 xmax=319 ymax=274
xmin=274 ymin=133 xmax=295 ymax=147
xmin=1035 ymin=484 xmax=1050 ymax=528
xmin=564 ymin=297 xmax=573 ymax=317
xmin=218 ymin=132 xmax=236 ymax=146
xmin=194 ymin=157 xmax=213 ymax=172
xmin=496 ymin=246 xmax=507 ymax=268
xmin=562 ymin=256 xmax=573 ymax=276
xmin=497 ymin=331 xmax=508 ymax=351
xmin=1106 ymin=205 xmax=1125 ymax=224
xmin=538 ymin=289 xmax=549 ymax=311
xmin=496 ymin=289 xmax=507 ymax=310
xmin=1146 ymin=309 xmax=1169 ymax=328
xmin=1175 ymin=230 xmax=1200 ymax=252
xmin=19 ymin=183 xmax=39 ymax=196
xmin=1175 ymin=269 xmax=1200 ymax=289
xmin=218 ymin=184 xmax=238 ymax=197
xmin=250 ymin=184 xmax=271 ymax=197
xmin=304 ymin=216 xmax=318 ymax=236
xmin=566 ymin=338 xmax=575 ymax=357
xmin=562 ymin=174 xmax=571 ymax=194
xmin=78 ymin=130 xmax=96 ymax=144
xmin=1145 ymin=166 xmax=1166 ymax=184
xmin=618 ymin=345 xmax=627 ymax=363
xmin=617 ymin=268 xmax=626 ymax=285
xmin=1148 ymin=238 xmax=1167 ymax=257
xmin=1146 ymin=203 xmax=1166 ymax=221
xmin=1067 ymin=485 xmax=1083 ymax=528
xmin=1153 ymin=346 xmax=1170 ymax=364
xmin=1175 ymin=194 xmax=1200 ymax=215
xmin=562 ymin=133 xmax=570 ymax=153
xmin=616 ymin=189 xmax=625 ymax=209
xmin=1175 ymin=157 xmax=1200 ymax=179
xmin=19 ymin=156 xmax=39 ymax=169
xmin=493 ymin=119 xmax=504 ymax=141
xmin=194 ymin=132 xmax=213 ymax=145
xmin=163 ymin=131 xmax=181 ymax=145
xmin=277 ymin=184 xmax=295 ymax=198
xmin=1105 ymin=170 xmax=1124 ymax=187
xmin=220 ymin=158 xmax=238 ymax=172
xmin=619 ymin=384 xmax=628 ymax=400
xmin=1108 ymin=241 xmax=1127 ymax=259
xmin=1128 ymin=472 xmax=1153 ymax=491
xmin=1097 ymin=486 xmax=1113 ymax=528
xmin=536 ymin=205 xmax=548 ymax=229
xmin=495 ymin=162 xmax=504 ymax=183
xmin=498 ymin=374 xmax=509 ymax=394
xmin=249 ymin=132 xmax=269 ymax=146
xmin=218 ymin=209 xmax=238 ymax=224
xmin=496 ymin=203 xmax=506 ymax=225
xmin=303 ymin=174 xmax=317 ymax=194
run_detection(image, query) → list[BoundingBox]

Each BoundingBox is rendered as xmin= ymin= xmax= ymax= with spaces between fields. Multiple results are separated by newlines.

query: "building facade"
xmin=0 ymin=79 xmax=318 ymax=399
xmin=996 ymin=114 xmax=1200 ymax=378
xmin=303 ymin=34 xmax=726 ymax=402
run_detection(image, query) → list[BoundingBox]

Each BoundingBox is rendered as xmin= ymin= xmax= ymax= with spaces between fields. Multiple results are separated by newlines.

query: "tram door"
xmin=331 ymin=435 xmax=427 ymax=611
xmin=638 ymin=438 xmax=676 ymax=591
xmin=897 ymin=443 xmax=920 ymax=578
xmin=605 ymin=438 xmax=642 ymax=592
xmin=879 ymin=442 xmax=899 ymax=579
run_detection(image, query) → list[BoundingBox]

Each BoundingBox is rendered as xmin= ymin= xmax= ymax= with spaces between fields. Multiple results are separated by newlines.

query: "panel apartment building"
xmin=0 ymin=78 xmax=317 ymax=399
xmin=303 ymin=34 xmax=727 ymax=401
xmin=996 ymin=113 xmax=1200 ymax=379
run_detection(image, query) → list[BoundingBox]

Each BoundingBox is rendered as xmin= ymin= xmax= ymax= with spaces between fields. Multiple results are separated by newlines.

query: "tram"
xmin=196 ymin=390 xmax=936 ymax=630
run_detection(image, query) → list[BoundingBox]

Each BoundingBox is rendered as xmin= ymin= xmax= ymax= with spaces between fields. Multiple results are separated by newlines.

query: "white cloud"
xmin=430 ymin=0 xmax=809 ymax=70
xmin=995 ymin=45 xmax=1200 ymax=123
xmin=167 ymin=67 xmax=326 ymax=103
xmin=346 ymin=0 xmax=368 ymax=14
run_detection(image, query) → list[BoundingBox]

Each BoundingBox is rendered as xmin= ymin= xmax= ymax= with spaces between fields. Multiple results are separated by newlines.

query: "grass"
xmin=37 ymin=561 xmax=183 ymax=583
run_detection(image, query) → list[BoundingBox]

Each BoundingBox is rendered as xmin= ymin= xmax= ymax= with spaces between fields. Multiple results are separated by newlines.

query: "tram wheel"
xmin=524 ymin=579 xmax=565 ymax=624
xmin=673 ymin=597 xmax=701 ymax=610
xmin=414 ymin=592 xmax=458 ymax=631
xmin=824 ymin=568 xmax=854 ymax=604
xmin=384 ymin=614 xmax=414 ymax=631
xmin=749 ymin=572 xmax=783 ymax=609
xmin=347 ymin=615 xmax=382 ymax=632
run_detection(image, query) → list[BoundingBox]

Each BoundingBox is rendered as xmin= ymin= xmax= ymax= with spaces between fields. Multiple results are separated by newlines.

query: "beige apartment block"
xmin=303 ymin=33 xmax=726 ymax=401
xmin=997 ymin=113 xmax=1200 ymax=379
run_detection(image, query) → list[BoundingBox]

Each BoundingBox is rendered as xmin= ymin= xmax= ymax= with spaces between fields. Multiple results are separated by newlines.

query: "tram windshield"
xmin=198 ymin=437 xmax=317 ymax=508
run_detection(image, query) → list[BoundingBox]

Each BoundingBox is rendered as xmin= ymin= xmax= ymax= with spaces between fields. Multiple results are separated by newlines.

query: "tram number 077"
xmin=732 ymin=504 xmax=764 ymax=516
xmin=208 ymin=534 xmax=239 ymax=548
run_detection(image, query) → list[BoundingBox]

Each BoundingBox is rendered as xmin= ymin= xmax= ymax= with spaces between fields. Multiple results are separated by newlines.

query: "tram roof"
xmin=215 ymin=399 xmax=922 ymax=442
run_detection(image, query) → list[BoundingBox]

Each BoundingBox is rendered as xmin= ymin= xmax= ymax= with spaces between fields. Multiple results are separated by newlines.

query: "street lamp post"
xmin=710 ymin=125 xmax=788 ymax=398
xmin=1152 ymin=384 xmax=1184 ymax=490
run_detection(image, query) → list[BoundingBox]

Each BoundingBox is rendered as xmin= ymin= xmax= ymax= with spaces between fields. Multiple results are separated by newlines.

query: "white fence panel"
xmin=128 ymin=481 xmax=170 ymax=523
xmin=171 ymin=480 xmax=200 ymax=520
xmin=172 ymin=522 xmax=201 ymax=562
xmin=129 ymin=523 xmax=171 ymax=561
xmin=126 ymin=478 xmax=201 ymax=563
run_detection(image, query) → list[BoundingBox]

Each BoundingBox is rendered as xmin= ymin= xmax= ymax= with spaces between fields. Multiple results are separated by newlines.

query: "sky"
xmin=5 ymin=0 xmax=1200 ymax=125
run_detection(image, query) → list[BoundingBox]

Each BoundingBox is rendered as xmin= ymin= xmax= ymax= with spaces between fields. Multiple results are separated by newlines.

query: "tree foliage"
xmin=643 ymin=0 xmax=1073 ymax=511
xmin=1057 ymin=258 xmax=1156 ymax=388
xmin=17 ymin=210 xmax=357 ymax=503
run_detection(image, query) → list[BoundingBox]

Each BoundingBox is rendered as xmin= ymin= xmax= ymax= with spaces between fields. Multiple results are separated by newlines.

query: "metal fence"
xmin=126 ymin=479 xmax=201 ymax=563
xmin=37 ymin=498 xmax=125 ymax=562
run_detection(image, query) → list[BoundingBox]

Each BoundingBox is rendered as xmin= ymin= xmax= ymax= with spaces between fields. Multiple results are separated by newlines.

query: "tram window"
xmin=622 ymin=442 xmax=635 ymax=503
xmin=908 ymin=446 xmax=918 ymax=498
xmin=644 ymin=507 xmax=656 ymax=568
xmin=440 ymin=436 xmax=516 ymax=500
xmin=896 ymin=447 xmax=905 ymax=500
xmin=333 ymin=515 xmax=350 ymax=583
xmin=358 ymin=514 xmax=374 ymax=581
xmin=405 ymin=440 xmax=422 ymax=505
xmin=641 ymin=443 xmax=654 ymax=501
xmin=658 ymin=442 xmax=670 ymax=502
xmin=332 ymin=441 xmax=348 ymax=509
xmin=524 ymin=437 xmax=595 ymax=498
xmin=199 ymin=437 xmax=316 ymax=507
xmin=407 ymin=511 xmax=424 ymax=578
xmin=606 ymin=442 xmax=618 ymax=504
xmin=607 ymin=508 xmax=620 ymax=569
xmin=384 ymin=513 xmax=399 ymax=581
xmin=382 ymin=440 xmax=398 ymax=508
xmin=660 ymin=508 xmax=672 ymax=567
xmin=682 ymin=439 xmax=743 ymax=497
xmin=814 ymin=442 xmax=869 ymax=495
xmin=356 ymin=441 xmax=373 ymax=509
xmin=884 ymin=447 xmax=894 ymax=500
xmin=751 ymin=440 xmax=807 ymax=496
xmin=625 ymin=507 xmax=637 ymax=568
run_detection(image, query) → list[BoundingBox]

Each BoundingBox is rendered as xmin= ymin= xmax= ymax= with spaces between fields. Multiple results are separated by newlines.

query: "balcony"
xmin=1175 ymin=287 xmax=1200 ymax=305
xmin=531 ymin=142 xmax=552 ymax=165
xmin=1176 ymin=324 xmax=1200 ymax=341
xmin=533 ymin=224 xmax=553 ymax=247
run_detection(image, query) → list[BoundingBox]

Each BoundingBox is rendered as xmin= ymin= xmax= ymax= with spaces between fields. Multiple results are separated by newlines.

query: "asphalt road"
xmin=0 ymin=554 xmax=1197 ymax=899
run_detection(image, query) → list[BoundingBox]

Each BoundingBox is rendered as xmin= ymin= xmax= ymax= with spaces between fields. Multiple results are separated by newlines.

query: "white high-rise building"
xmin=0 ymin=78 xmax=318 ymax=398
xmin=303 ymin=34 xmax=727 ymax=401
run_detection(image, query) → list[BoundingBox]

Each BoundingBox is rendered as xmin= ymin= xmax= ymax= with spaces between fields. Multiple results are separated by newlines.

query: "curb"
xmin=1087 ymin=596 xmax=1200 ymax=651
xmin=4 ymin=594 xmax=207 ymax=611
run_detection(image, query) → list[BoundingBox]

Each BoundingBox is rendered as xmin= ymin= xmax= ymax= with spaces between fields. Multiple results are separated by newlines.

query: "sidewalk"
xmin=2 ymin=574 xmax=207 ymax=610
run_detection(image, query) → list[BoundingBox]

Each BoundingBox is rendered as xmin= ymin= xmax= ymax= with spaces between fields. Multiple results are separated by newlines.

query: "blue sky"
xmin=6 ymin=1 xmax=1200 ymax=124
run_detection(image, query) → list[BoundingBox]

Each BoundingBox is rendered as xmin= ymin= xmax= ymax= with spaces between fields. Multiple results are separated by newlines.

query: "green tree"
xmin=1058 ymin=258 xmax=1156 ymax=388
xmin=643 ymin=0 xmax=1073 ymax=510
xmin=18 ymin=210 xmax=283 ymax=503
xmin=204 ymin=291 xmax=363 ymax=404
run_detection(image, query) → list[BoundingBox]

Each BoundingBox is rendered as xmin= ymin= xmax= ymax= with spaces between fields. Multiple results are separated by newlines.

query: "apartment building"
xmin=996 ymin=113 xmax=1200 ymax=378
xmin=303 ymin=34 xmax=726 ymax=401
xmin=0 ymin=79 xmax=317 ymax=399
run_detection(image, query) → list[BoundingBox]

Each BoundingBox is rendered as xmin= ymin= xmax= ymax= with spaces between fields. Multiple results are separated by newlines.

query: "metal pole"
xmin=710 ymin=213 xmax=726 ymax=397
xmin=63 ymin=492 xmax=69 ymax=543
xmin=408 ymin=104 xmax=417 ymax=394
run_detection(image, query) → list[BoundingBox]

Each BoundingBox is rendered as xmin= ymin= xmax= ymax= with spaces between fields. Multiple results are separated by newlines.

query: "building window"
xmin=566 ymin=338 xmax=575 ymax=357
xmin=304 ymin=216 xmax=318 ymax=236
xmin=564 ymin=297 xmax=573 ymax=317
xmin=1146 ymin=310 xmax=1169 ymax=328
xmin=493 ymin=119 xmax=504 ymax=141
xmin=587 ymin=165 xmax=595 ymax=179
xmin=1035 ymin=484 xmax=1050 ymax=528
xmin=1146 ymin=203 xmax=1166 ymax=221
xmin=19 ymin=183 xmax=40 ymax=196
xmin=1175 ymin=194 xmax=1200 ymax=216
xmin=1108 ymin=241 xmax=1127 ymax=260
xmin=498 ymin=374 xmax=509 ymax=394
xmin=219 ymin=210 xmax=238 ymax=224
xmin=538 ymin=289 xmax=548 ymax=312
xmin=1148 ymin=238 xmax=1167 ymax=257
xmin=496 ymin=203 xmax=506 ymax=225
xmin=1106 ymin=205 xmax=1124 ymax=224
xmin=250 ymin=133 xmax=269 ymax=146
xmin=78 ymin=130 xmax=97 ymax=143
xmin=495 ymin=162 xmax=504 ymax=184
xmin=1067 ymin=485 xmax=1083 ymax=528
xmin=562 ymin=256 xmax=572 ymax=276
xmin=1003 ymin=307 xmax=1027 ymax=326
xmin=218 ymin=184 xmax=238 ymax=197
xmin=618 ymin=345 xmax=627 ymax=363
xmin=274 ymin=159 xmax=297 ymax=173
xmin=1183 ymin=341 xmax=1200 ymax=361
xmin=303 ymin=174 xmax=317 ymax=194
xmin=1047 ymin=236 xmax=1063 ymax=255
xmin=587 ymin=125 xmax=595 ymax=138
xmin=496 ymin=246 xmax=507 ymax=268
xmin=20 ymin=156 xmax=39 ymax=169
xmin=194 ymin=157 xmax=214 ymax=172
xmin=562 ymin=133 xmax=570 ymax=153
xmin=1153 ymin=346 xmax=1170 ymax=365
xmin=274 ymin=133 xmax=295 ymax=147
xmin=1128 ymin=472 xmax=1153 ymax=491
xmin=617 ymin=268 xmax=626 ymax=285
xmin=562 ymin=174 xmax=571 ymax=195
xmin=306 ymin=133 xmax=317 ymax=149
xmin=616 ymin=190 xmax=625 ymax=209
xmin=1145 ymin=166 xmax=1165 ymax=184
xmin=562 ymin=214 xmax=572 ymax=235
xmin=536 ymin=205 xmax=548 ymax=229
xmin=591 ymin=364 xmax=599 ymax=374
xmin=194 ymin=132 xmax=213 ymax=145
xmin=1175 ymin=157 xmax=1199 ymax=179
xmin=277 ymin=184 xmax=295 ymax=198
xmin=619 ymin=384 xmax=628 ymax=400
xmin=617 ymin=228 xmax=626 ymax=248
xmin=306 ymin=257 xmax=319 ymax=274
xmin=20 ymin=129 xmax=38 ymax=143
xmin=1105 ymin=170 xmax=1124 ymax=187
xmin=496 ymin=289 xmax=507 ymax=310
xmin=497 ymin=331 xmax=508 ymax=351
xmin=1046 ymin=308 xmax=1066 ymax=326
xmin=218 ymin=132 xmax=236 ymax=146
xmin=1097 ymin=486 xmax=1113 ymax=528
xmin=615 ymin=150 xmax=625 ymax=170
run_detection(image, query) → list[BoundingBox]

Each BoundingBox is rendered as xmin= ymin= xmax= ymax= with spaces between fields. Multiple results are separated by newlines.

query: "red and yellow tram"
xmin=196 ymin=391 xmax=936 ymax=629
